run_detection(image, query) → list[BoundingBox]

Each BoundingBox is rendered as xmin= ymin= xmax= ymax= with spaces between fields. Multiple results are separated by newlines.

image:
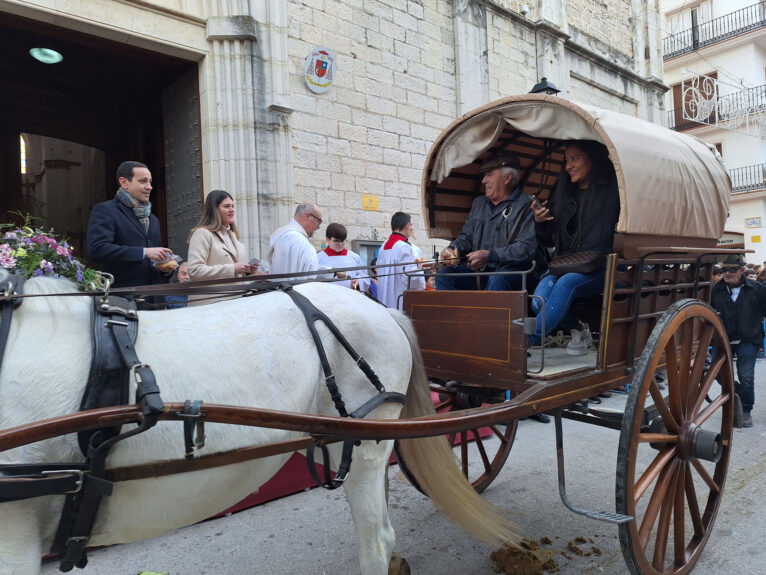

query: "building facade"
xmin=1 ymin=0 xmax=665 ymax=261
xmin=661 ymin=0 xmax=766 ymax=261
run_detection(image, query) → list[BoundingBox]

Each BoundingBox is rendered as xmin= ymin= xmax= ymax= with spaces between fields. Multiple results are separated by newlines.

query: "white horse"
xmin=0 ymin=270 xmax=518 ymax=575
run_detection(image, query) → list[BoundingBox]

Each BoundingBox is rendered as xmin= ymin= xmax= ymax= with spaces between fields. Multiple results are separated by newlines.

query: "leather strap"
xmin=0 ymin=463 xmax=89 ymax=502
xmin=182 ymin=400 xmax=205 ymax=459
xmin=109 ymin=320 xmax=164 ymax=416
xmin=307 ymin=391 xmax=406 ymax=490
xmin=0 ymin=275 xmax=25 ymax=368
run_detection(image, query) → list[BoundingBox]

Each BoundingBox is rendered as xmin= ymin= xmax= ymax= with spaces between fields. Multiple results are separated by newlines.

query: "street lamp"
xmin=529 ymin=77 xmax=560 ymax=95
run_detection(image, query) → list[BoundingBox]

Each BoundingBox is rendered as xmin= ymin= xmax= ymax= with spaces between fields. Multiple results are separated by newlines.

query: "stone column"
xmin=453 ymin=0 xmax=489 ymax=115
xmin=534 ymin=0 xmax=569 ymax=96
xmin=251 ymin=0 xmax=294 ymax=256
xmin=202 ymin=0 xmax=262 ymax=255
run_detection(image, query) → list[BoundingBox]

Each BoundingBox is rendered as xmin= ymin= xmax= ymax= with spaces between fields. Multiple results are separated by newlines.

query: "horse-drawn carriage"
xmin=0 ymin=94 xmax=737 ymax=575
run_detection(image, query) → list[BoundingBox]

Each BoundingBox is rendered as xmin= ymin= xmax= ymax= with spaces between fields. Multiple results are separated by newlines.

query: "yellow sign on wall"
xmin=752 ymin=235 xmax=761 ymax=243
xmin=363 ymin=194 xmax=379 ymax=211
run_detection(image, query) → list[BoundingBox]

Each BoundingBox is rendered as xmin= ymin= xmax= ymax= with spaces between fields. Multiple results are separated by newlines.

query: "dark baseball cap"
xmin=478 ymin=151 xmax=521 ymax=173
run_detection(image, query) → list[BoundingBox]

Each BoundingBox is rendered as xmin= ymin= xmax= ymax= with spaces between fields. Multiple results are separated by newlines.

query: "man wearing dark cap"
xmin=436 ymin=151 xmax=538 ymax=291
xmin=711 ymin=255 xmax=766 ymax=427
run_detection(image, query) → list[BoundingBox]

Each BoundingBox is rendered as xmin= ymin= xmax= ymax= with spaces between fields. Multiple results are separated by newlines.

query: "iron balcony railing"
xmin=729 ymin=163 xmax=766 ymax=193
xmin=665 ymin=84 xmax=766 ymax=131
xmin=665 ymin=107 xmax=699 ymax=131
xmin=663 ymin=2 xmax=766 ymax=59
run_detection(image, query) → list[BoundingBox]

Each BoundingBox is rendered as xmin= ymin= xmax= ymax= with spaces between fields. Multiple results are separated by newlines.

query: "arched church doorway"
xmin=0 ymin=12 xmax=202 ymax=261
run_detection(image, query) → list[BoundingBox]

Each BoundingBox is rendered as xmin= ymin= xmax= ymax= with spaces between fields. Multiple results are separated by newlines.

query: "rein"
xmin=0 ymin=258 xmax=437 ymax=303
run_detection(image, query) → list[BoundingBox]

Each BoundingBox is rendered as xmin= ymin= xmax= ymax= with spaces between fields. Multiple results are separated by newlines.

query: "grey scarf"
xmin=115 ymin=189 xmax=151 ymax=232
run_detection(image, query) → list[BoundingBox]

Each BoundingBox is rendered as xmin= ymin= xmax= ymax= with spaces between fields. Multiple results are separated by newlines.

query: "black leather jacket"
xmin=536 ymin=174 xmax=620 ymax=257
xmin=711 ymin=278 xmax=766 ymax=345
xmin=448 ymin=188 xmax=537 ymax=270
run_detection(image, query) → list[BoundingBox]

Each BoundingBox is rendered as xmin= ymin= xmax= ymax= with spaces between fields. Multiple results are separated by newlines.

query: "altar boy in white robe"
xmin=316 ymin=223 xmax=370 ymax=292
xmin=377 ymin=211 xmax=426 ymax=310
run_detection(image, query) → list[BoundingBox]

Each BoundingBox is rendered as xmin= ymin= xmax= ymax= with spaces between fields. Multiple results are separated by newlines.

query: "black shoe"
xmin=743 ymin=412 xmax=753 ymax=428
xmin=528 ymin=413 xmax=550 ymax=424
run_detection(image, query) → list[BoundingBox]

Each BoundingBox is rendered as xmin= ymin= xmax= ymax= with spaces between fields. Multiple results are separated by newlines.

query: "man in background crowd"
xmin=377 ymin=211 xmax=425 ymax=310
xmin=269 ymin=201 xmax=324 ymax=277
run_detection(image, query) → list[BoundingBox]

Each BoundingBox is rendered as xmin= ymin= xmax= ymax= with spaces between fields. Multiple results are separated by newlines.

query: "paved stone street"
xmin=43 ymin=360 xmax=766 ymax=575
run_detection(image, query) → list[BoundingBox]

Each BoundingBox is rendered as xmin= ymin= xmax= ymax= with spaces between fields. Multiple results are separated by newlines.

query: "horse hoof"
xmin=388 ymin=552 xmax=411 ymax=575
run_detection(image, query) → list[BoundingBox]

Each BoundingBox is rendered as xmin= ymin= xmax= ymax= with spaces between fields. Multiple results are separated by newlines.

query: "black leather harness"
xmin=282 ymin=287 xmax=406 ymax=489
xmin=0 ymin=277 xmax=404 ymax=569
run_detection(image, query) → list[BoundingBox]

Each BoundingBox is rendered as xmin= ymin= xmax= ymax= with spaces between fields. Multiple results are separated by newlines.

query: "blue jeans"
xmin=528 ymin=270 xmax=605 ymax=344
xmin=435 ymin=264 xmax=525 ymax=291
xmin=731 ymin=342 xmax=757 ymax=414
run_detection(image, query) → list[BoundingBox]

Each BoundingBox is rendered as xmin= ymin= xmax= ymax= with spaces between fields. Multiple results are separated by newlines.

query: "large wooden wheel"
xmin=395 ymin=381 xmax=518 ymax=493
xmin=616 ymin=299 xmax=734 ymax=575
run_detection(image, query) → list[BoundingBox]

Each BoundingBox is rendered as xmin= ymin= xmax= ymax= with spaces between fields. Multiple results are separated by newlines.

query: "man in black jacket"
xmin=711 ymin=255 xmax=766 ymax=427
xmin=87 ymin=161 xmax=173 ymax=289
xmin=436 ymin=152 xmax=539 ymax=291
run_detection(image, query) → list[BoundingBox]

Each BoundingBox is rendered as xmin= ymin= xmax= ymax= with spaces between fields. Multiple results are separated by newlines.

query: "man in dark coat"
xmin=711 ymin=255 xmax=766 ymax=427
xmin=87 ymin=161 xmax=173 ymax=291
xmin=435 ymin=152 xmax=541 ymax=291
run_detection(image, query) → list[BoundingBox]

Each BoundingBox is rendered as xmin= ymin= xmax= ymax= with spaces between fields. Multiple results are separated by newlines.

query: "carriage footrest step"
xmin=578 ymin=510 xmax=633 ymax=524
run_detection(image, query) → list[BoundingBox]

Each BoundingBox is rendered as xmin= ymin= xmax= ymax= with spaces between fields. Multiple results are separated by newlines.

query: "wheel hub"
xmin=677 ymin=421 xmax=722 ymax=462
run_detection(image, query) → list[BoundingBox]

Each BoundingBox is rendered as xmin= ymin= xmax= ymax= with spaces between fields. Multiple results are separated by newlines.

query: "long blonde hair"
xmin=188 ymin=190 xmax=240 ymax=241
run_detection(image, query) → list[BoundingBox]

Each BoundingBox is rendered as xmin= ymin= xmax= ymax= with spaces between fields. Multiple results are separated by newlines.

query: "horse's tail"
xmin=390 ymin=310 xmax=522 ymax=546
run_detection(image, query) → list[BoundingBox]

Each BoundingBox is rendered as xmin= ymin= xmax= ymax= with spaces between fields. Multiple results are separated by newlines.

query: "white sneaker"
xmin=567 ymin=324 xmax=592 ymax=356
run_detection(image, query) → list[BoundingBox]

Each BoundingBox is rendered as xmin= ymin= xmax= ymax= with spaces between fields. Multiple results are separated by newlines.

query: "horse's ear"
xmin=0 ymin=269 xmax=7 ymax=283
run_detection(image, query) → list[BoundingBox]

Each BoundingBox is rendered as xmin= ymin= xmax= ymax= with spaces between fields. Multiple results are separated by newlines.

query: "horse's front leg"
xmin=341 ymin=439 xmax=398 ymax=575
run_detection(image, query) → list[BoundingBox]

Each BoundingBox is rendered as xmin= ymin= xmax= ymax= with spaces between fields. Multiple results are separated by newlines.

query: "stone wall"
xmin=286 ymin=0 xmax=458 ymax=252
xmin=566 ymin=0 xmax=634 ymax=59
xmin=487 ymin=7 xmax=538 ymax=100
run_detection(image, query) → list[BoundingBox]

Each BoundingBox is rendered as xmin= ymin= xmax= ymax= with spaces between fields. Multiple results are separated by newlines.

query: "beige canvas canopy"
xmin=422 ymin=95 xmax=731 ymax=244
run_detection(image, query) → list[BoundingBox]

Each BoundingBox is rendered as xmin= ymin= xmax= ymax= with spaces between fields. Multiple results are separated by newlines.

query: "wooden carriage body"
xmin=404 ymin=94 xmax=732 ymax=398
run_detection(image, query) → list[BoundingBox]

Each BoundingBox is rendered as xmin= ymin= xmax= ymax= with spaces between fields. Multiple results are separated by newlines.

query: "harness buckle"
xmin=41 ymin=469 xmax=86 ymax=494
xmin=130 ymin=363 xmax=151 ymax=385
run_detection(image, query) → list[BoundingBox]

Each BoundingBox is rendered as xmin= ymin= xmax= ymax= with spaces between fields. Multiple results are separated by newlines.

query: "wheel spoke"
xmin=638 ymin=433 xmax=678 ymax=444
xmin=664 ymin=336 xmax=684 ymax=423
xmin=490 ymin=424 xmax=509 ymax=444
xmin=460 ymin=433 xmax=469 ymax=477
xmin=686 ymin=323 xmax=714 ymax=417
xmin=639 ymin=459 xmax=677 ymax=549
xmin=692 ymin=352 xmax=726 ymax=417
xmin=695 ymin=392 xmax=731 ymax=426
xmin=473 ymin=429 xmax=492 ymax=472
xmin=673 ymin=461 xmax=687 ymax=566
xmin=433 ymin=397 xmax=454 ymax=412
xmin=652 ymin=462 xmax=681 ymax=570
xmin=635 ymin=446 xmax=678 ymax=503
xmin=678 ymin=320 xmax=694 ymax=416
xmin=447 ymin=432 xmax=456 ymax=448
xmin=690 ymin=457 xmax=720 ymax=494
xmin=649 ymin=379 xmax=679 ymax=433
xmin=685 ymin=461 xmax=705 ymax=537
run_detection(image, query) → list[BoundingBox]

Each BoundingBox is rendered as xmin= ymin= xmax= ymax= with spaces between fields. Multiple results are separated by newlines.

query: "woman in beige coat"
xmin=187 ymin=190 xmax=257 ymax=305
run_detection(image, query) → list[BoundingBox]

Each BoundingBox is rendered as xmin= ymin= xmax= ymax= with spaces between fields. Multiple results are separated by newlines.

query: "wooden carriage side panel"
xmin=403 ymin=290 xmax=527 ymax=389
xmin=605 ymin=257 xmax=714 ymax=369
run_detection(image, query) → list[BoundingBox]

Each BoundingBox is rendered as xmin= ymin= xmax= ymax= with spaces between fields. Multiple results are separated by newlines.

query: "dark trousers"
xmin=435 ymin=264 xmax=525 ymax=291
xmin=732 ymin=342 xmax=757 ymax=414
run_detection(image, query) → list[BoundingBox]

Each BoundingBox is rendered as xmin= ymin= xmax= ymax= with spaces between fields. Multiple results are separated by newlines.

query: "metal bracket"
xmin=553 ymin=410 xmax=633 ymax=524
